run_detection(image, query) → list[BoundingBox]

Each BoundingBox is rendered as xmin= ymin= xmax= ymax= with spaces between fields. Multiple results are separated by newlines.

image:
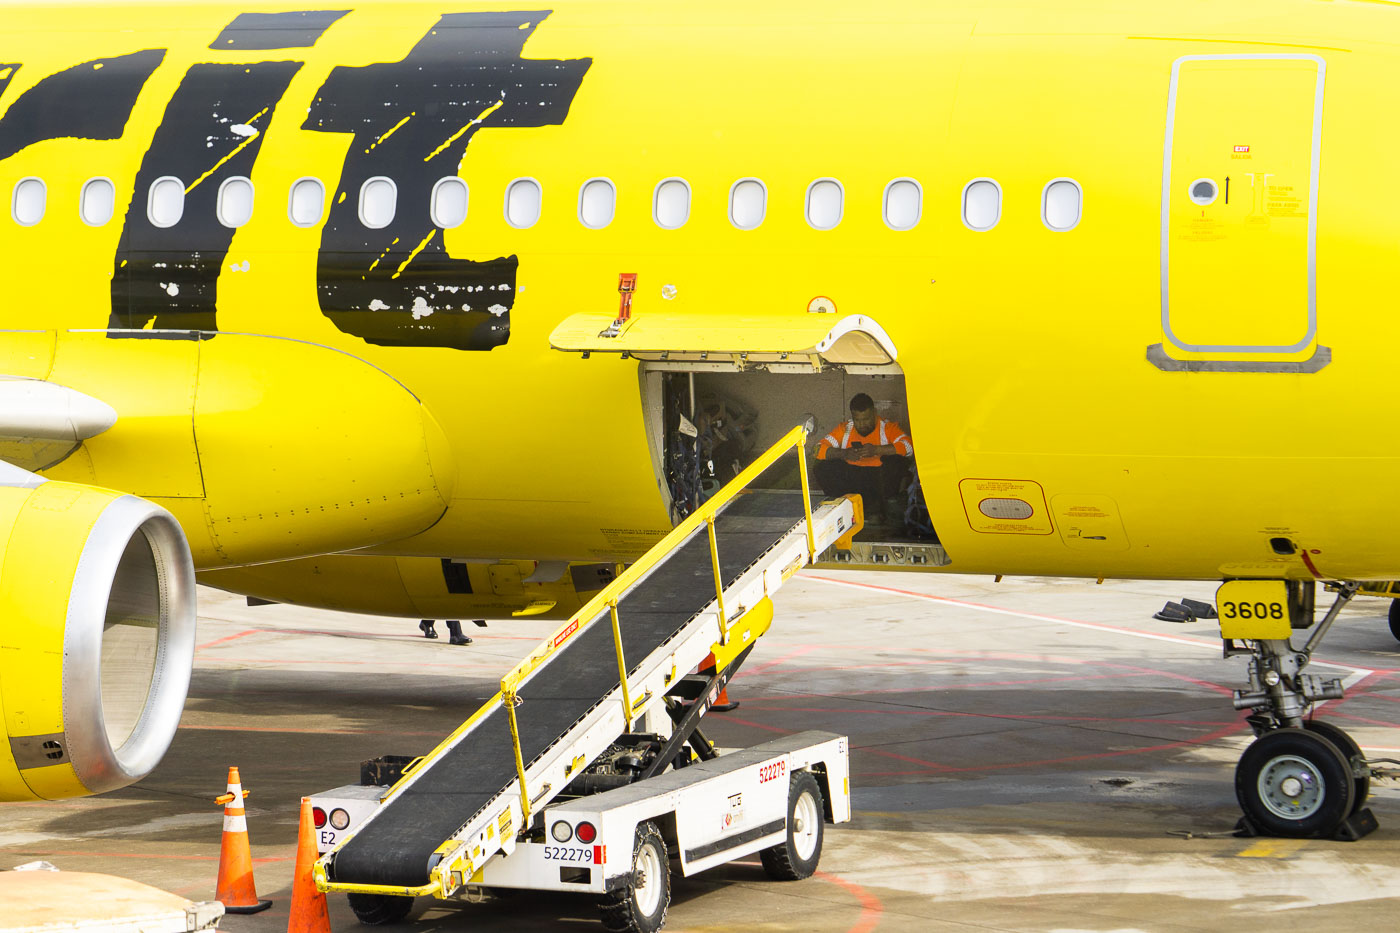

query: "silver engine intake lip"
xmin=61 ymin=497 xmax=195 ymax=793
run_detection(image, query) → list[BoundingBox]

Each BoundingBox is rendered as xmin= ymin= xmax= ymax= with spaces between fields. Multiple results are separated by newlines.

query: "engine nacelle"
xmin=0 ymin=473 xmax=195 ymax=801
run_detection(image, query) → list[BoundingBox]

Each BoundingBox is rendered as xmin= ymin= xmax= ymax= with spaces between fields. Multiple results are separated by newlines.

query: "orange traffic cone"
xmin=288 ymin=797 xmax=331 ymax=933
xmin=700 ymin=652 xmax=739 ymax=712
xmin=214 ymin=766 xmax=271 ymax=914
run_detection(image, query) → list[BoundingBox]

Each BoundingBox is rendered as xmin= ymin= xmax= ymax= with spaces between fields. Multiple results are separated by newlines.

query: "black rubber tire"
xmin=346 ymin=892 xmax=414 ymax=925
xmin=1304 ymin=719 xmax=1370 ymax=813
xmin=599 ymin=821 xmax=670 ymax=933
xmin=1235 ymin=727 xmax=1355 ymax=838
xmin=1389 ymin=599 xmax=1400 ymax=642
xmin=761 ymin=771 xmax=825 ymax=881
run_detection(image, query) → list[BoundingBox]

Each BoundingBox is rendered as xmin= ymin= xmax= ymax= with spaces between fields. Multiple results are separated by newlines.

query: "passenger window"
xmin=578 ymin=178 xmax=616 ymax=229
xmin=147 ymin=176 xmax=185 ymax=228
xmin=358 ymin=176 xmax=396 ymax=229
xmin=431 ymin=177 xmax=469 ymax=229
xmin=288 ymin=177 xmax=325 ymax=227
xmin=962 ymin=179 xmax=1001 ymax=231
xmin=11 ymin=177 xmax=45 ymax=226
xmin=805 ymin=179 xmax=843 ymax=230
xmin=653 ymin=178 xmax=690 ymax=229
xmin=729 ymin=179 xmax=766 ymax=230
xmin=1042 ymin=179 xmax=1082 ymax=231
xmin=80 ymin=177 xmax=115 ymax=227
xmin=883 ymin=178 xmax=922 ymax=231
xmin=505 ymin=178 xmax=542 ymax=228
xmin=216 ymin=176 xmax=254 ymax=228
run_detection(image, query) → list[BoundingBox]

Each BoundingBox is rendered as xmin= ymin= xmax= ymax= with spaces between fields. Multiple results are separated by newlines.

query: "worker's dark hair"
xmin=849 ymin=393 xmax=875 ymax=413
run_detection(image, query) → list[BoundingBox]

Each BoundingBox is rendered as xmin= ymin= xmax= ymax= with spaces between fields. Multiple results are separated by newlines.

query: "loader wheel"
xmin=761 ymin=771 xmax=824 ymax=881
xmin=347 ymin=892 xmax=414 ymax=925
xmin=1389 ymin=599 xmax=1400 ymax=642
xmin=600 ymin=821 xmax=670 ymax=933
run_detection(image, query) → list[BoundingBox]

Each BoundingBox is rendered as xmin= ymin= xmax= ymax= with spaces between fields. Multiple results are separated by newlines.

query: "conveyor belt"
xmin=330 ymin=473 xmax=808 ymax=887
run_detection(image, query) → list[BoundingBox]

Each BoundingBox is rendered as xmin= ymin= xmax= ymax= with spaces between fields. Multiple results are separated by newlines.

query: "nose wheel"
xmin=1235 ymin=727 xmax=1354 ymax=838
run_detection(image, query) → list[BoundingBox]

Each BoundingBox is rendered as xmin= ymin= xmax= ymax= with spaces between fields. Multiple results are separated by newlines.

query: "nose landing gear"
xmin=1221 ymin=580 xmax=1380 ymax=840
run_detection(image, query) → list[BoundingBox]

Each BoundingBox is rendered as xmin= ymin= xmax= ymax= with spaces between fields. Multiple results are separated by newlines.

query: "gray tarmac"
xmin=3 ymin=570 xmax=1399 ymax=932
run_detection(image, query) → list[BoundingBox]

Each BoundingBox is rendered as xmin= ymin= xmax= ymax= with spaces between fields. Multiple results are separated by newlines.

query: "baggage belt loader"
xmin=308 ymin=427 xmax=860 ymax=931
xmin=313 ymin=732 xmax=850 ymax=931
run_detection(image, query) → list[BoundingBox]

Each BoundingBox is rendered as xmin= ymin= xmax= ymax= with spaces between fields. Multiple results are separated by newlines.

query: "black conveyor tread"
xmin=330 ymin=488 xmax=806 ymax=887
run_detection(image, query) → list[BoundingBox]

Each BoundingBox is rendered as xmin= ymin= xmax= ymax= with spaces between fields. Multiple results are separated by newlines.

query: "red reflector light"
xmin=575 ymin=821 xmax=597 ymax=844
xmin=313 ymin=807 xmax=327 ymax=829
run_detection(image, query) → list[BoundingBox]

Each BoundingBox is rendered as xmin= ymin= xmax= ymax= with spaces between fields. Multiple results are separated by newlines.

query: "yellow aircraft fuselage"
xmin=1 ymin=0 xmax=1397 ymax=589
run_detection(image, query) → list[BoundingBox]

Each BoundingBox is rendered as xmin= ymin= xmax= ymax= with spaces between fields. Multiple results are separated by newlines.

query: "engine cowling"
xmin=0 ymin=474 xmax=195 ymax=801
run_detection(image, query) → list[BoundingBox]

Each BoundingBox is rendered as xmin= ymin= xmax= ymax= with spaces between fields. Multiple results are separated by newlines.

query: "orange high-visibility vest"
xmin=816 ymin=418 xmax=912 ymax=467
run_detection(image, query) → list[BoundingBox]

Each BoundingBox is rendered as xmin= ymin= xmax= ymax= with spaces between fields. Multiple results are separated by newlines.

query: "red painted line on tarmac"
xmin=745 ymin=669 xmax=1147 ymax=693
xmin=735 ymin=651 xmax=1233 ymax=700
xmin=718 ymin=714 xmax=792 ymax=736
xmin=734 ymin=703 xmax=1236 ymax=728
xmin=807 ymin=575 xmax=1223 ymax=650
xmin=1332 ymin=670 xmax=1395 ymax=697
xmin=1326 ymin=711 xmax=1400 ymax=729
xmin=269 ymin=627 xmax=539 ymax=642
xmin=198 ymin=656 xmax=493 ymax=669
xmin=815 ymin=870 xmax=884 ymax=933
xmin=181 ymin=723 xmax=444 ymax=737
xmin=739 ymin=644 xmax=820 ymax=677
xmin=1316 ymin=671 xmax=1400 ymax=729
xmin=858 ymin=718 xmax=1248 ymax=776
xmin=196 ymin=629 xmax=260 ymax=650
xmin=198 ymin=623 xmax=541 ymax=646
xmin=724 ymin=708 xmax=1247 ymax=776
xmin=804 ymin=576 xmax=1399 ymax=678
xmin=742 ymin=659 xmax=969 ymax=678
xmin=860 ymin=747 xmax=954 ymax=773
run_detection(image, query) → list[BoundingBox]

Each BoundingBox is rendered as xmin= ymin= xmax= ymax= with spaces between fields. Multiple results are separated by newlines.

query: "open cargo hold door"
xmin=548 ymin=311 xmax=897 ymax=372
xmin=551 ymin=310 xmax=949 ymax=571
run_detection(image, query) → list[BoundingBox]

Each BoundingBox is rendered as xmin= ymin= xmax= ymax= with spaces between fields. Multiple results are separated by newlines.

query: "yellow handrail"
xmin=706 ymin=516 xmax=727 ymax=635
xmin=504 ymin=691 xmax=531 ymax=824
xmin=796 ymin=448 xmax=817 ymax=560
xmin=609 ymin=599 xmax=632 ymax=730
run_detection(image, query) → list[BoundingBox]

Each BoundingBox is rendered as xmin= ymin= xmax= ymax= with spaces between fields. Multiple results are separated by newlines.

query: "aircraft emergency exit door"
xmin=1161 ymin=55 xmax=1324 ymax=356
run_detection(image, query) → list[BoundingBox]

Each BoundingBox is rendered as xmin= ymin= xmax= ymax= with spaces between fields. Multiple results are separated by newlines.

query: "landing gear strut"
xmin=1223 ymin=580 xmax=1377 ymax=839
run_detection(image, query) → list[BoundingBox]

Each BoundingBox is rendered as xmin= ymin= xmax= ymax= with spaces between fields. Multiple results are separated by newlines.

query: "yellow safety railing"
xmin=707 ymin=516 xmax=727 ymax=633
xmin=609 ymin=600 xmax=632 ymax=731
